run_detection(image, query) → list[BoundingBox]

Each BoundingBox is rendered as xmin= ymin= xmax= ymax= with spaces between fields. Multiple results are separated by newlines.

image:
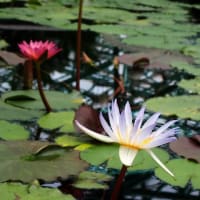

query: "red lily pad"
xmin=74 ymin=105 xmax=103 ymax=133
xmin=169 ymin=135 xmax=200 ymax=163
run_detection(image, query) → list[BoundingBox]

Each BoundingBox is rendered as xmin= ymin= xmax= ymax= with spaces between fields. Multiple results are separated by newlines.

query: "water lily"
xmin=18 ymin=40 xmax=62 ymax=113
xmin=18 ymin=40 xmax=62 ymax=62
xmin=75 ymin=100 xmax=178 ymax=177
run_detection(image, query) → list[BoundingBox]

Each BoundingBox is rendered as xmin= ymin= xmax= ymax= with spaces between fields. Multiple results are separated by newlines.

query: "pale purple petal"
xmin=154 ymin=120 xmax=177 ymax=136
xmin=146 ymin=149 xmax=174 ymax=177
xmin=142 ymin=112 xmax=160 ymax=129
xmin=75 ymin=120 xmax=114 ymax=143
xmin=111 ymin=100 xmax=120 ymax=124
xmin=144 ymin=137 xmax=176 ymax=148
xmin=100 ymin=112 xmax=118 ymax=141
xmin=132 ymin=107 xmax=145 ymax=133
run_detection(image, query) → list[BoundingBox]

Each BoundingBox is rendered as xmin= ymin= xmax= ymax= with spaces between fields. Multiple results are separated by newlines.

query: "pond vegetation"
xmin=0 ymin=0 xmax=200 ymax=199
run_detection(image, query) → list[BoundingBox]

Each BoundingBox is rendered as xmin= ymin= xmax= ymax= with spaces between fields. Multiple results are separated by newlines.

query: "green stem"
xmin=35 ymin=62 xmax=52 ymax=113
xmin=75 ymin=0 xmax=83 ymax=91
xmin=110 ymin=165 xmax=128 ymax=200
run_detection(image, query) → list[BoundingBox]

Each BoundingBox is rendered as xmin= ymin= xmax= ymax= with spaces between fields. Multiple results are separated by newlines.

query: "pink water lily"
xmin=75 ymin=100 xmax=178 ymax=176
xmin=18 ymin=40 xmax=62 ymax=62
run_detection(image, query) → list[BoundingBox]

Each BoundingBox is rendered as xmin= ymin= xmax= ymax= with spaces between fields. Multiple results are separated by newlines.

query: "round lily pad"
xmin=145 ymin=95 xmax=200 ymax=120
xmin=2 ymin=90 xmax=83 ymax=111
xmin=0 ymin=120 xmax=29 ymax=140
xmin=0 ymin=182 xmax=75 ymax=200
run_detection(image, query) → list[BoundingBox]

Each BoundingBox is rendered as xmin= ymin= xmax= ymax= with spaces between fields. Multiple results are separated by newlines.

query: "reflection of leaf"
xmin=145 ymin=95 xmax=200 ymax=120
xmin=170 ymin=135 xmax=200 ymax=163
xmin=155 ymin=159 xmax=200 ymax=189
xmin=81 ymin=144 xmax=169 ymax=171
xmin=0 ymin=120 xmax=29 ymax=140
xmin=0 ymin=141 xmax=88 ymax=183
xmin=2 ymin=90 xmax=83 ymax=110
xmin=0 ymin=182 xmax=75 ymax=200
xmin=38 ymin=111 xmax=75 ymax=132
xmin=73 ymin=171 xmax=113 ymax=189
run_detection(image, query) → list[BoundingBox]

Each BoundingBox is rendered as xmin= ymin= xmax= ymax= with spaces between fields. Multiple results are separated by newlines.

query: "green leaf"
xmin=38 ymin=111 xmax=74 ymax=132
xmin=55 ymin=135 xmax=84 ymax=147
xmin=0 ymin=100 xmax=43 ymax=121
xmin=178 ymin=77 xmax=200 ymax=94
xmin=0 ymin=120 xmax=29 ymax=140
xmin=2 ymin=90 xmax=83 ymax=111
xmin=0 ymin=141 xmax=88 ymax=183
xmin=170 ymin=61 xmax=200 ymax=76
xmin=73 ymin=171 xmax=113 ymax=189
xmin=81 ymin=144 xmax=170 ymax=171
xmin=0 ymin=182 xmax=75 ymax=200
xmin=155 ymin=159 xmax=200 ymax=189
xmin=145 ymin=95 xmax=200 ymax=120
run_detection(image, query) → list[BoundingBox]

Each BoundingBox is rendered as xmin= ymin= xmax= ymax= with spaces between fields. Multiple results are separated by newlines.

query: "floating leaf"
xmin=81 ymin=144 xmax=170 ymax=171
xmin=0 ymin=100 xmax=43 ymax=121
xmin=170 ymin=61 xmax=200 ymax=76
xmin=145 ymin=95 xmax=200 ymax=120
xmin=74 ymin=105 xmax=103 ymax=133
xmin=2 ymin=90 xmax=83 ymax=111
xmin=55 ymin=135 xmax=83 ymax=147
xmin=73 ymin=171 xmax=113 ymax=189
xmin=0 ymin=120 xmax=29 ymax=140
xmin=0 ymin=141 xmax=88 ymax=183
xmin=178 ymin=77 xmax=200 ymax=94
xmin=0 ymin=182 xmax=74 ymax=200
xmin=38 ymin=111 xmax=75 ymax=132
xmin=155 ymin=159 xmax=200 ymax=189
xmin=169 ymin=135 xmax=200 ymax=163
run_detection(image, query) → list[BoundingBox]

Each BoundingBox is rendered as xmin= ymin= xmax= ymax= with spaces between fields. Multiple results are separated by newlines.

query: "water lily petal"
xmin=119 ymin=145 xmax=138 ymax=166
xmin=100 ymin=112 xmax=118 ymax=141
xmin=75 ymin=120 xmax=114 ymax=143
xmin=142 ymin=112 xmax=160 ymax=129
xmin=154 ymin=120 xmax=177 ymax=136
xmin=146 ymin=149 xmax=174 ymax=177
xmin=144 ymin=137 xmax=176 ymax=148
xmin=133 ymin=107 xmax=145 ymax=134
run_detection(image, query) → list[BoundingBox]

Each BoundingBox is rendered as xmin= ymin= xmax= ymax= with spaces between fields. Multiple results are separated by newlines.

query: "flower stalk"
xmin=35 ymin=62 xmax=52 ymax=113
xmin=111 ymin=164 xmax=128 ymax=200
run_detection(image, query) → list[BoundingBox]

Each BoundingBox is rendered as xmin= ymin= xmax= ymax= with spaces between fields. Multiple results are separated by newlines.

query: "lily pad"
xmin=178 ymin=77 xmax=200 ymax=94
xmin=0 ymin=120 xmax=29 ymax=140
xmin=169 ymin=135 xmax=200 ymax=163
xmin=0 ymin=100 xmax=43 ymax=121
xmin=73 ymin=171 xmax=113 ymax=189
xmin=145 ymin=95 xmax=200 ymax=120
xmin=155 ymin=159 xmax=200 ymax=189
xmin=0 ymin=140 xmax=88 ymax=183
xmin=0 ymin=182 xmax=74 ymax=200
xmin=81 ymin=144 xmax=170 ymax=171
xmin=2 ymin=90 xmax=83 ymax=111
xmin=38 ymin=111 xmax=75 ymax=132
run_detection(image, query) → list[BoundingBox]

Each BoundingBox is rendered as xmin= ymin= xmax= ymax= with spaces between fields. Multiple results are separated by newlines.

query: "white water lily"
xmin=75 ymin=100 xmax=178 ymax=177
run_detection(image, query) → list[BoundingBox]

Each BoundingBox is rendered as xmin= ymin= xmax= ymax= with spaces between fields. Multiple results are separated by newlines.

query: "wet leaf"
xmin=38 ymin=111 xmax=75 ymax=132
xmin=169 ymin=135 xmax=200 ymax=163
xmin=155 ymin=159 xmax=200 ymax=189
xmin=0 ymin=120 xmax=29 ymax=140
xmin=0 ymin=182 xmax=75 ymax=200
xmin=2 ymin=90 xmax=83 ymax=111
xmin=73 ymin=171 xmax=113 ymax=189
xmin=0 ymin=141 xmax=88 ymax=183
xmin=145 ymin=95 xmax=200 ymax=120
xmin=55 ymin=135 xmax=83 ymax=147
